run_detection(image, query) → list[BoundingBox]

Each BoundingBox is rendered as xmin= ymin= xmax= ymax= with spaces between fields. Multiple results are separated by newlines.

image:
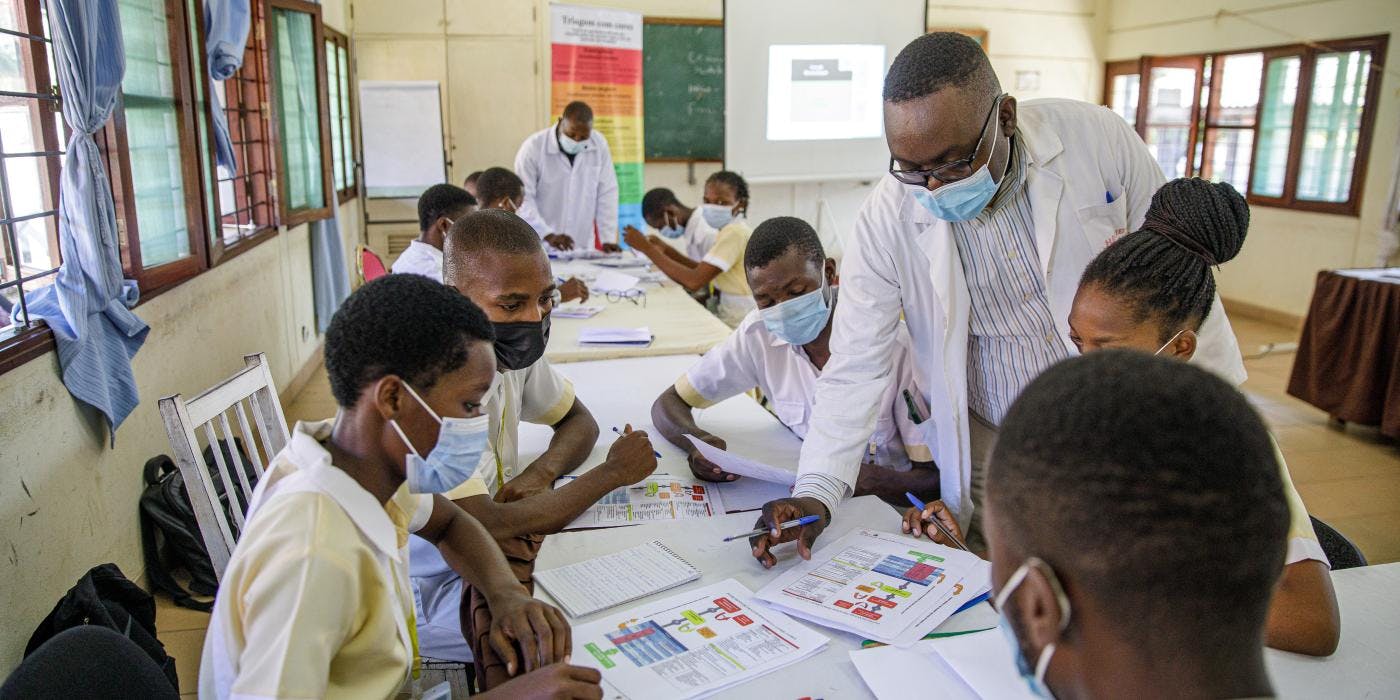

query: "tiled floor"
xmin=159 ymin=316 xmax=1400 ymax=688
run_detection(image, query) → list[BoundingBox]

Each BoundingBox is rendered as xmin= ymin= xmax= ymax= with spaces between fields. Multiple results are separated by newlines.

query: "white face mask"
xmin=1153 ymin=329 xmax=1188 ymax=356
xmin=994 ymin=557 xmax=1071 ymax=699
xmin=701 ymin=203 xmax=737 ymax=229
xmin=559 ymin=132 xmax=588 ymax=155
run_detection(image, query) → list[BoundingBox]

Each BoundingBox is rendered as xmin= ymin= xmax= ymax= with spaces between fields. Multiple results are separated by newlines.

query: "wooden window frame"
xmin=1103 ymin=58 xmax=1146 ymax=128
xmin=1196 ymin=48 xmax=1265 ymax=192
xmin=0 ymin=0 xmax=62 ymax=372
xmin=324 ymin=26 xmax=358 ymax=203
xmin=265 ymin=0 xmax=335 ymax=227
xmin=109 ymin=0 xmax=211 ymax=298
xmin=1103 ymin=34 xmax=1388 ymax=217
xmin=190 ymin=0 xmax=280 ymax=266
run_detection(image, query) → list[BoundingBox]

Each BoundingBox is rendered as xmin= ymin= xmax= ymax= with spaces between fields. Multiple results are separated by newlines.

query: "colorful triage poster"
xmin=756 ymin=529 xmax=985 ymax=645
xmin=572 ymin=579 xmax=828 ymax=699
xmin=555 ymin=473 xmax=724 ymax=530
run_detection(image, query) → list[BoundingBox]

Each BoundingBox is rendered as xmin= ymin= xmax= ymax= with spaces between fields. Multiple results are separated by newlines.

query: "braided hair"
xmin=1079 ymin=178 xmax=1249 ymax=340
xmin=706 ymin=170 xmax=750 ymax=216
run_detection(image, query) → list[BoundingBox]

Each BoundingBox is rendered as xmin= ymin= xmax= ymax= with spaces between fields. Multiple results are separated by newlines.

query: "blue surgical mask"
xmin=993 ymin=557 xmax=1070 ymax=699
xmin=701 ymin=203 xmax=736 ymax=229
xmin=911 ymin=143 xmax=1006 ymax=222
xmin=760 ymin=277 xmax=832 ymax=346
xmin=559 ymin=133 xmax=587 ymax=156
xmin=389 ymin=383 xmax=489 ymax=494
xmin=659 ymin=213 xmax=685 ymax=239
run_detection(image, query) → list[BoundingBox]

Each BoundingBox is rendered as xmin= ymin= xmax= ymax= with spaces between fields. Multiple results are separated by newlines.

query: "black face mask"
xmin=492 ymin=315 xmax=550 ymax=371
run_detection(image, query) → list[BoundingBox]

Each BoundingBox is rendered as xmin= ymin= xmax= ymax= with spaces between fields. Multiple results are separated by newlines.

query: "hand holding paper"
xmin=683 ymin=434 xmax=798 ymax=486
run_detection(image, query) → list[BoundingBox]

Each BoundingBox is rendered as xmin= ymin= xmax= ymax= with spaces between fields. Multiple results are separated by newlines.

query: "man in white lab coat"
xmin=514 ymin=100 xmax=621 ymax=252
xmin=750 ymin=33 xmax=1246 ymax=565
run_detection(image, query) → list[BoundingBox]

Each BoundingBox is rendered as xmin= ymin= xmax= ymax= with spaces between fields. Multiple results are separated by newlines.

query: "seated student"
xmin=409 ymin=209 xmax=658 ymax=683
xmin=650 ymin=217 xmax=937 ymax=505
xmin=391 ymin=183 xmax=476 ymax=280
xmin=464 ymin=169 xmax=484 ymax=199
xmin=200 ymin=274 xmax=594 ymax=699
xmin=984 ymin=350 xmax=1289 ymax=699
xmin=906 ymin=178 xmax=1341 ymax=657
xmin=478 ymin=166 xmax=588 ymax=303
xmin=639 ymin=187 xmax=717 ymax=268
xmin=623 ymin=170 xmax=755 ymax=327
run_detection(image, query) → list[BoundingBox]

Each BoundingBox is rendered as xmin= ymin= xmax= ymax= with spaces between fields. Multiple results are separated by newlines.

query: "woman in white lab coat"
xmin=514 ymin=101 xmax=620 ymax=252
xmin=750 ymin=33 xmax=1246 ymax=567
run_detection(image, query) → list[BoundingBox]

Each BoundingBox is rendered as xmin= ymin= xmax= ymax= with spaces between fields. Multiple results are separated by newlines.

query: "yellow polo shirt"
xmin=200 ymin=420 xmax=433 ymax=700
xmin=1275 ymin=440 xmax=1326 ymax=567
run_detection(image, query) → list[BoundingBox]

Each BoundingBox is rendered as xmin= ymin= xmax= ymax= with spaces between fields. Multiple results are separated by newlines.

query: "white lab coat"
xmin=798 ymin=99 xmax=1247 ymax=528
xmin=514 ymin=123 xmax=620 ymax=249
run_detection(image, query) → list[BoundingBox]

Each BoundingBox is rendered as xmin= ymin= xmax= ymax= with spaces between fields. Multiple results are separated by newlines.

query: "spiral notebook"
xmin=534 ymin=539 xmax=701 ymax=618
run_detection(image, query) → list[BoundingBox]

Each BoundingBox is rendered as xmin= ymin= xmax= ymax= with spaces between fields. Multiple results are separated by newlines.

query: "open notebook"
xmin=535 ymin=539 xmax=700 ymax=618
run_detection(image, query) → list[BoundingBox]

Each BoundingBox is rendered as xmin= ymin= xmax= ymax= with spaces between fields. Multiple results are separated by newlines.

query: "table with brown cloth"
xmin=1288 ymin=268 xmax=1400 ymax=439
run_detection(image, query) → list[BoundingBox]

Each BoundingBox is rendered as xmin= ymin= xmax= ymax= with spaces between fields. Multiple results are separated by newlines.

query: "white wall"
xmin=0 ymin=1 xmax=361 ymax=673
xmin=1103 ymin=0 xmax=1400 ymax=317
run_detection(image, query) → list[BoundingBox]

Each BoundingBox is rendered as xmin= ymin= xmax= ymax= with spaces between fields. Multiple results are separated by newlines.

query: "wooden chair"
xmin=357 ymin=244 xmax=389 ymax=283
xmin=158 ymin=353 xmax=290 ymax=580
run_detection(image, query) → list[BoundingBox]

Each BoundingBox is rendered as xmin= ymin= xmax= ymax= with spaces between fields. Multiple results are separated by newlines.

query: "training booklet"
xmin=572 ymin=578 xmax=828 ymax=699
xmin=755 ymin=528 xmax=984 ymax=645
xmin=554 ymin=473 xmax=725 ymax=530
xmin=535 ymin=540 xmax=701 ymax=618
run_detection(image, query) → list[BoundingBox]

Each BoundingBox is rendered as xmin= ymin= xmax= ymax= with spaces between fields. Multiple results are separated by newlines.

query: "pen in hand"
xmin=724 ymin=514 xmax=821 ymax=543
xmin=905 ymin=492 xmax=969 ymax=552
xmin=612 ymin=425 xmax=662 ymax=459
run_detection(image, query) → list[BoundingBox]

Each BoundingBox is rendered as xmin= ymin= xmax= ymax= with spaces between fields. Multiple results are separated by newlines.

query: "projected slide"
xmin=766 ymin=45 xmax=885 ymax=141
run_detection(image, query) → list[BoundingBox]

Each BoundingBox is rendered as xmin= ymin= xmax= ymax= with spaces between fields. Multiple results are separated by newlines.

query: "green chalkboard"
xmin=643 ymin=19 xmax=724 ymax=161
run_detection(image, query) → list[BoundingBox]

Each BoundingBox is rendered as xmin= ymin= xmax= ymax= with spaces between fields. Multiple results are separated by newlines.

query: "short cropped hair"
xmin=475 ymin=167 xmax=524 ymax=207
xmin=443 ymin=209 xmax=543 ymax=277
xmin=417 ymin=183 xmax=476 ymax=232
xmin=989 ymin=351 xmax=1288 ymax=659
xmin=641 ymin=188 xmax=680 ymax=219
xmin=745 ymin=216 xmax=824 ymax=271
xmin=883 ymin=32 xmax=1001 ymax=103
xmin=325 ymin=274 xmax=495 ymax=407
xmin=562 ymin=100 xmax=593 ymax=123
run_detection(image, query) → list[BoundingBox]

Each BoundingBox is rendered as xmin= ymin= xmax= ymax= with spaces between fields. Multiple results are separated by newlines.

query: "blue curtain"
xmin=205 ymin=0 xmax=250 ymax=172
xmin=311 ymin=190 xmax=351 ymax=333
xmin=26 ymin=0 xmax=148 ymax=442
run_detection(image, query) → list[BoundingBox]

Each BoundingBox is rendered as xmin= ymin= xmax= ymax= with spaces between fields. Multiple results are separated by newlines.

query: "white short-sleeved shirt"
xmin=675 ymin=300 xmax=933 ymax=469
xmin=201 ymin=420 xmax=433 ymax=700
xmin=1275 ymin=441 xmax=1326 ymax=567
xmin=683 ymin=211 xmax=718 ymax=262
xmin=390 ymin=240 xmax=444 ymax=281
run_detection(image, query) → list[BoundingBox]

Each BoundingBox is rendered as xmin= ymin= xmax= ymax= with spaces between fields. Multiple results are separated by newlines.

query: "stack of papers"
xmin=594 ymin=257 xmax=651 ymax=269
xmin=850 ymin=630 xmax=1038 ymax=699
xmin=535 ymin=540 xmax=701 ymax=618
xmin=554 ymin=473 xmax=724 ymax=529
xmin=579 ymin=327 xmax=653 ymax=347
xmin=553 ymin=303 xmax=605 ymax=319
xmin=683 ymin=435 xmax=798 ymax=486
xmin=755 ymin=529 xmax=986 ymax=645
xmin=591 ymin=270 xmax=641 ymax=293
xmin=571 ymin=579 xmax=828 ymax=699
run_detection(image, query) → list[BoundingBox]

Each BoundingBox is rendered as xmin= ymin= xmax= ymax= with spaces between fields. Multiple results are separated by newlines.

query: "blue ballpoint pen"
xmin=612 ymin=426 xmax=662 ymax=459
xmin=724 ymin=514 xmax=822 ymax=543
xmin=905 ymin=491 xmax=969 ymax=551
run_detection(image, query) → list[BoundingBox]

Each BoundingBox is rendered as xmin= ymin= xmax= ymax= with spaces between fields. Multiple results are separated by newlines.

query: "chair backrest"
xmin=1310 ymin=515 xmax=1368 ymax=570
xmin=158 ymin=353 xmax=290 ymax=580
xmin=358 ymin=245 xmax=388 ymax=283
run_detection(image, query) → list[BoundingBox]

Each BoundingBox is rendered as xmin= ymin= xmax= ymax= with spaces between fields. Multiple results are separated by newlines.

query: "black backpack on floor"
xmin=138 ymin=440 xmax=258 ymax=611
xmin=24 ymin=563 xmax=180 ymax=694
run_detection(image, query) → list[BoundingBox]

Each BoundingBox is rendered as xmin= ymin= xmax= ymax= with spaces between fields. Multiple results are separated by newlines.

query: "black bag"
xmin=24 ymin=563 xmax=180 ymax=694
xmin=139 ymin=440 xmax=258 ymax=611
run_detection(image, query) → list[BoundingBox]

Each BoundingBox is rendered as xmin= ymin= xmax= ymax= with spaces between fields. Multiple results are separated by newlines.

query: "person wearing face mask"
xmin=199 ymin=275 xmax=598 ymax=700
xmin=983 ymin=351 xmax=1289 ymax=700
xmin=906 ymin=178 xmax=1341 ymax=658
xmin=749 ymin=32 xmax=1247 ymax=568
xmin=514 ymin=100 xmax=622 ymax=252
xmin=408 ymin=210 xmax=659 ymax=687
xmin=649 ymin=217 xmax=937 ymax=504
xmin=638 ymin=187 xmax=718 ymax=266
xmin=391 ymin=184 xmax=477 ymax=280
xmin=478 ymin=167 xmax=589 ymax=303
xmin=623 ymin=170 xmax=756 ymax=327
